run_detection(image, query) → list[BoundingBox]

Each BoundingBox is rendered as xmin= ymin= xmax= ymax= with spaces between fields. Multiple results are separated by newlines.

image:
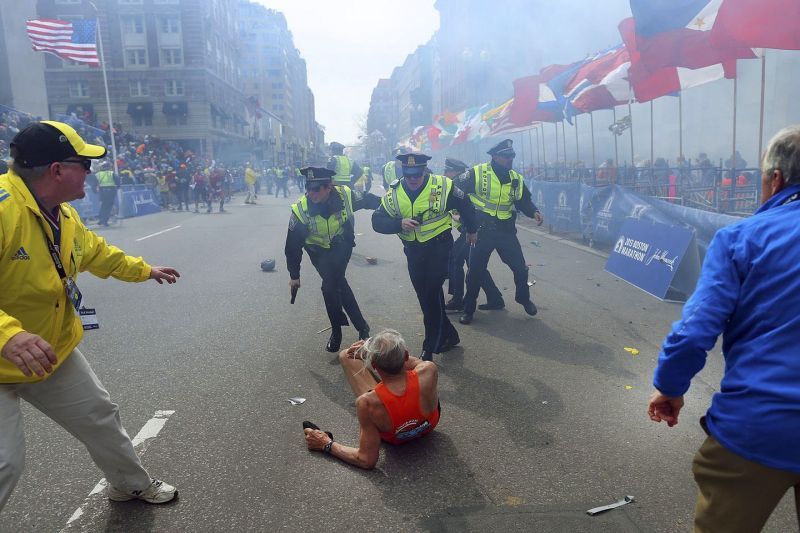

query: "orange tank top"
xmin=373 ymin=370 xmax=440 ymax=445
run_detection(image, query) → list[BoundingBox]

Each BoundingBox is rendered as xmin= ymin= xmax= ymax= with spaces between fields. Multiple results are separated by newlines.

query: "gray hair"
xmin=10 ymin=161 xmax=50 ymax=182
xmin=762 ymin=126 xmax=800 ymax=185
xmin=362 ymin=329 xmax=407 ymax=374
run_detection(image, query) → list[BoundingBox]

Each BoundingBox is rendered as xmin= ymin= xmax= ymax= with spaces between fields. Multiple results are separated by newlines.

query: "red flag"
xmin=711 ymin=0 xmax=800 ymax=50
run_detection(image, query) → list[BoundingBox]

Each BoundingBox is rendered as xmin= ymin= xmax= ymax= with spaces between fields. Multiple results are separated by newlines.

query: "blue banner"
xmin=118 ymin=185 xmax=161 ymax=218
xmin=605 ymin=218 xmax=699 ymax=300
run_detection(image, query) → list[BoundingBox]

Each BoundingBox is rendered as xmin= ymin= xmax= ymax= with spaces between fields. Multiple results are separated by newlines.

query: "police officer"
xmin=372 ymin=153 xmax=478 ymax=361
xmin=327 ymin=142 xmax=362 ymax=188
xmin=382 ymin=148 xmax=405 ymax=191
xmin=94 ymin=162 xmax=118 ymax=226
xmin=457 ymin=139 xmax=543 ymax=325
xmin=285 ymin=167 xmax=380 ymax=352
xmin=442 ymin=157 xmax=503 ymax=312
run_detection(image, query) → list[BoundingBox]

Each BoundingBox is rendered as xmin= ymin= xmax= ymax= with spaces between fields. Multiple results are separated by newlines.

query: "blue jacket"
xmin=654 ymin=184 xmax=800 ymax=474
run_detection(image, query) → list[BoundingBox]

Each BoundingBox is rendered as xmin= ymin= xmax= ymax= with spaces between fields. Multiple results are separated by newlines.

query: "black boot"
xmin=521 ymin=300 xmax=538 ymax=316
xmin=444 ymin=297 xmax=464 ymax=311
xmin=358 ymin=324 xmax=370 ymax=341
xmin=478 ymin=299 xmax=505 ymax=311
xmin=326 ymin=327 xmax=342 ymax=352
xmin=459 ymin=313 xmax=473 ymax=325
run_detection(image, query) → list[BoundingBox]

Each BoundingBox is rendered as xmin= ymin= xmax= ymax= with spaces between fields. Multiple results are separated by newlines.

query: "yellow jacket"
xmin=245 ymin=167 xmax=257 ymax=185
xmin=0 ymin=170 xmax=152 ymax=383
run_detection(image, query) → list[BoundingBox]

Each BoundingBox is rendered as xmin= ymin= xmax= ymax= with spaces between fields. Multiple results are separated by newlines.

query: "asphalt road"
xmin=2 ymin=186 xmax=796 ymax=532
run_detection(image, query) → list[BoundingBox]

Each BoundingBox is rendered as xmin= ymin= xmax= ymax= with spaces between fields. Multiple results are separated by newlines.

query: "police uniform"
xmin=443 ymin=158 xmax=503 ymax=311
xmin=285 ymin=167 xmax=380 ymax=352
xmin=372 ymin=153 xmax=478 ymax=360
xmin=382 ymin=148 xmax=406 ymax=191
xmin=327 ymin=142 xmax=362 ymax=188
xmin=456 ymin=140 xmax=541 ymax=324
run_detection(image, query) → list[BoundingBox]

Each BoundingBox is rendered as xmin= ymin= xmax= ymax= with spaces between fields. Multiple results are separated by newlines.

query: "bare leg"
xmin=338 ymin=351 xmax=378 ymax=397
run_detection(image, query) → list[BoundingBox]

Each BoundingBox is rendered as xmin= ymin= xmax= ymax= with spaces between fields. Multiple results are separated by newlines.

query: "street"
xmin=2 ymin=188 xmax=796 ymax=532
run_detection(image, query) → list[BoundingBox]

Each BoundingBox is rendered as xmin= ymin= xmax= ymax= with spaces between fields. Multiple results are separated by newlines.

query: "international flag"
xmin=620 ymin=17 xmax=734 ymax=102
xmin=627 ymin=0 xmax=755 ymax=71
xmin=26 ymin=18 xmax=99 ymax=66
xmin=710 ymin=0 xmax=800 ymax=51
xmin=559 ymin=45 xmax=631 ymax=119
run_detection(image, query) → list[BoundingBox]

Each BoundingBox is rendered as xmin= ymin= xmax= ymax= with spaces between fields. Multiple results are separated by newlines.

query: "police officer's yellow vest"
xmin=291 ymin=185 xmax=354 ymax=249
xmin=469 ymin=163 xmax=523 ymax=220
xmin=382 ymin=161 xmax=398 ymax=189
xmin=381 ymin=174 xmax=452 ymax=243
xmin=275 ymin=168 xmax=285 ymax=179
xmin=332 ymin=155 xmax=352 ymax=185
xmin=96 ymin=170 xmax=115 ymax=188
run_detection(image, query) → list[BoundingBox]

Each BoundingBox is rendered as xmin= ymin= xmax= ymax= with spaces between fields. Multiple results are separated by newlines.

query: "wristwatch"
xmin=323 ymin=439 xmax=334 ymax=454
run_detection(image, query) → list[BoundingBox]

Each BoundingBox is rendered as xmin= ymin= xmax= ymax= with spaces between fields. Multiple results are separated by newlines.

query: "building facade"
xmin=0 ymin=0 xmax=48 ymax=117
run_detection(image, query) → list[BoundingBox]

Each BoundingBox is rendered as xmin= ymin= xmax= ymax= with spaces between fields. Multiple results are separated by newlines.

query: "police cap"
xmin=396 ymin=152 xmax=431 ymax=178
xmin=300 ymin=166 xmax=335 ymax=184
xmin=329 ymin=141 xmax=345 ymax=152
xmin=444 ymin=157 xmax=468 ymax=173
xmin=487 ymin=139 xmax=515 ymax=157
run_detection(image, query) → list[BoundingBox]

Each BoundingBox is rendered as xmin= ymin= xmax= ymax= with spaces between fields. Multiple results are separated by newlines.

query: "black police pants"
xmin=463 ymin=228 xmax=530 ymax=315
xmin=275 ymin=180 xmax=288 ymax=198
xmin=404 ymin=237 xmax=458 ymax=353
xmin=98 ymin=187 xmax=117 ymax=225
xmin=308 ymin=245 xmax=367 ymax=331
xmin=448 ymin=232 xmax=502 ymax=303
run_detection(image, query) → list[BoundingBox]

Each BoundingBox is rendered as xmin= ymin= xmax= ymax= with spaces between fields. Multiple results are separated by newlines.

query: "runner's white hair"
xmin=361 ymin=329 xmax=407 ymax=375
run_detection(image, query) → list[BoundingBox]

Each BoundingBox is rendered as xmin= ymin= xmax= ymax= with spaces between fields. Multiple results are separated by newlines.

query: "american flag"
xmin=26 ymin=18 xmax=99 ymax=66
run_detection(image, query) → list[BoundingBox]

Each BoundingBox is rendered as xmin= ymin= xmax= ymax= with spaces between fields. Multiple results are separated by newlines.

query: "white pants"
xmin=245 ymin=183 xmax=256 ymax=202
xmin=0 ymin=348 xmax=151 ymax=512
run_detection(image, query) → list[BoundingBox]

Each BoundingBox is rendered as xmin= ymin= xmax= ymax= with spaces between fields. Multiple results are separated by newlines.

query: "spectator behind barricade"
xmin=695 ymin=153 xmax=715 ymax=186
xmin=596 ymin=159 xmax=617 ymax=186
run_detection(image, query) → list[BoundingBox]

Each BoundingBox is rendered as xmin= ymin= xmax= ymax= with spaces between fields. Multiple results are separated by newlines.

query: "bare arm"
xmin=304 ymin=395 xmax=381 ymax=469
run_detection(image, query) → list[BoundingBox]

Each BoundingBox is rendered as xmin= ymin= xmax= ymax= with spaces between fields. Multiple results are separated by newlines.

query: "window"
xmin=164 ymin=79 xmax=184 ymax=96
xmin=124 ymin=48 xmax=147 ymax=67
xmin=161 ymin=48 xmax=182 ymax=66
xmin=166 ymin=114 xmax=187 ymax=126
xmin=132 ymin=115 xmax=152 ymax=127
xmin=129 ymin=80 xmax=149 ymax=97
xmin=121 ymin=15 xmax=144 ymax=34
xmin=63 ymin=59 xmax=89 ymax=69
xmin=158 ymin=15 xmax=181 ymax=34
xmin=68 ymin=81 xmax=89 ymax=98
xmin=271 ymin=82 xmax=282 ymax=89
xmin=119 ymin=0 xmax=143 ymax=4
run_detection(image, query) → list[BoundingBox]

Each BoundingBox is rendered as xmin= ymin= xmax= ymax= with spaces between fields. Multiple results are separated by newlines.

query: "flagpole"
xmin=757 ymin=53 xmax=767 ymax=166
xmin=540 ymin=125 xmax=547 ymax=178
xmin=527 ymin=128 xmax=535 ymax=175
xmin=612 ymin=108 xmax=619 ymax=169
xmin=519 ymin=131 xmax=526 ymax=171
xmin=533 ymin=126 xmax=541 ymax=173
xmin=678 ymin=92 xmax=684 ymax=163
xmin=627 ymin=92 xmax=635 ymax=168
xmin=730 ymin=74 xmax=738 ymax=212
xmin=590 ymin=111 xmax=596 ymax=179
xmin=554 ymin=122 xmax=559 ymax=178
xmin=574 ymin=115 xmax=580 ymax=166
xmin=89 ymin=2 xmax=119 ymax=178
xmin=650 ymin=100 xmax=654 ymax=184
xmin=561 ymin=119 xmax=567 ymax=171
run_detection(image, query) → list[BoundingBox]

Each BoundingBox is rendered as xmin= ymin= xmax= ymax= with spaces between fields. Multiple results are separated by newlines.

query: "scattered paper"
xmin=531 ymin=240 xmax=542 ymax=247
xmin=625 ymin=385 xmax=633 ymax=390
xmin=624 ymin=347 xmax=640 ymax=356
xmin=587 ymin=495 xmax=634 ymax=516
xmin=287 ymin=397 xmax=306 ymax=406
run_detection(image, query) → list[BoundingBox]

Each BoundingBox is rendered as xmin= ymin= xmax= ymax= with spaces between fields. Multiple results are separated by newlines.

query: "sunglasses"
xmin=306 ymin=184 xmax=326 ymax=192
xmin=60 ymin=159 xmax=92 ymax=171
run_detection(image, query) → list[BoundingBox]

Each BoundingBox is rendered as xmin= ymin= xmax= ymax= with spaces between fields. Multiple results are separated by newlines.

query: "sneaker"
xmin=108 ymin=478 xmax=177 ymax=504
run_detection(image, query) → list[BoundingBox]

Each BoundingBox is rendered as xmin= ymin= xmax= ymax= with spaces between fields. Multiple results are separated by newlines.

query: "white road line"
xmin=135 ymin=225 xmax=181 ymax=242
xmin=62 ymin=410 xmax=176 ymax=531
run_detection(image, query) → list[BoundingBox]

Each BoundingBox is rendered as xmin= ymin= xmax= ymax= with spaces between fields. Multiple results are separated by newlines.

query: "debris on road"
xmin=624 ymin=347 xmax=640 ymax=355
xmin=260 ymin=258 xmax=276 ymax=272
xmin=287 ymin=397 xmax=306 ymax=405
xmin=625 ymin=385 xmax=633 ymax=390
xmin=317 ymin=326 xmax=333 ymax=334
xmin=366 ymin=256 xmax=378 ymax=265
xmin=586 ymin=495 xmax=634 ymax=516
xmin=531 ymin=240 xmax=542 ymax=247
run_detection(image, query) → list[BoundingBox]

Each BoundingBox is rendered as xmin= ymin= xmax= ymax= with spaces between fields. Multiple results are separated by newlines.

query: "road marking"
xmin=62 ymin=410 xmax=176 ymax=531
xmin=136 ymin=225 xmax=181 ymax=242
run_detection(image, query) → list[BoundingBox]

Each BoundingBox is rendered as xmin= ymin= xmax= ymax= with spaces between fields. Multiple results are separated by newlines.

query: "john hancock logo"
xmin=646 ymin=248 xmax=679 ymax=272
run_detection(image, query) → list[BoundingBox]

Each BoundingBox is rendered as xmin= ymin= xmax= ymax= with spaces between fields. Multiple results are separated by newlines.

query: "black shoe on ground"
xmin=358 ymin=325 xmax=370 ymax=341
xmin=438 ymin=332 xmax=460 ymax=352
xmin=478 ymin=300 xmax=505 ymax=311
xmin=302 ymin=421 xmax=333 ymax=440
xmin=444 ymin=297 xmax=464 ymax=311
xmin=420 ymin=350 xmax=433 ymax=362
xmin=459 ymin=313 xmax=473 ymax=325
xmin=326 ymin=327 xmax=342 ymax=352
xmin=521 ymin=300 xmax=538 ymax=316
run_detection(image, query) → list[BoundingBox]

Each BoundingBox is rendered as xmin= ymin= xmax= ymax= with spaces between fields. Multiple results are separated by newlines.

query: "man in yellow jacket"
xmin=244 ymin=163 xmax=258 ymax=204
xmin=0 ymin=121 xmax=180 ymax=512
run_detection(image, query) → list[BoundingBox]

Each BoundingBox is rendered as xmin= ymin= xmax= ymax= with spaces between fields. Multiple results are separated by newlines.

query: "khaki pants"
xmin=0 ymin=348 xmax=151 ymax=512
xmin=693 ymin=435 xmax=800 ymax=532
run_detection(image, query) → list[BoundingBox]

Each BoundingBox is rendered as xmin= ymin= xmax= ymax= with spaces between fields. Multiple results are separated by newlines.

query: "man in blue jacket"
xmin=648 ymin=126 xmax=800 ymax=532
